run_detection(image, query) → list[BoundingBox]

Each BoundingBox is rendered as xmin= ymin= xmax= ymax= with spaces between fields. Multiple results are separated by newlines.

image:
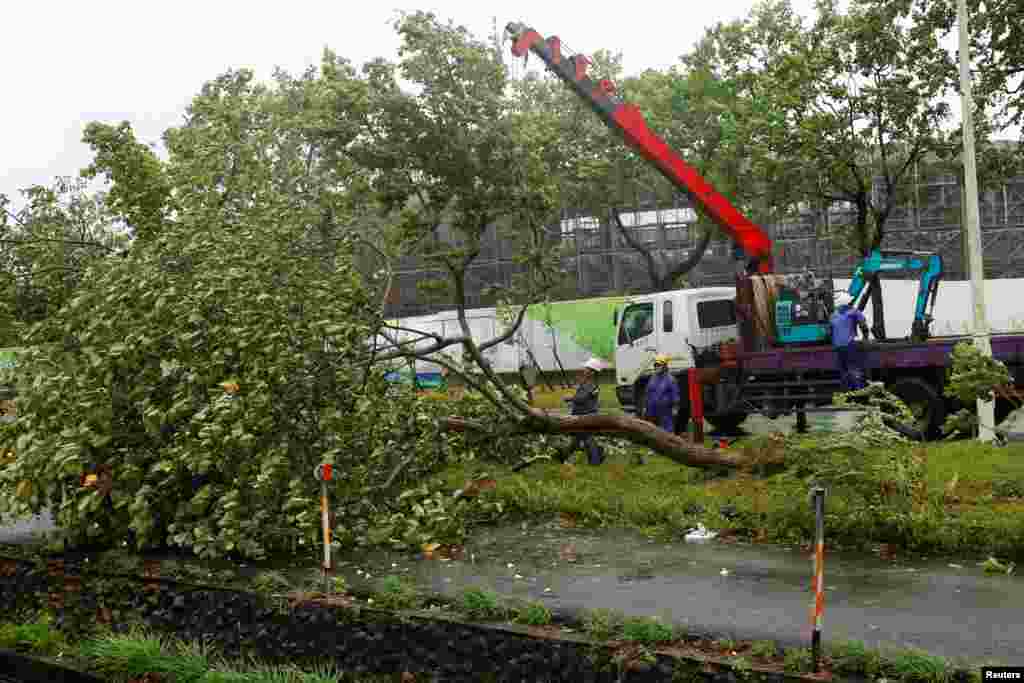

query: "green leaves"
xmin=942 ymin=341 xmax=1013 ymax=437
xmin=81 ymin=121 xmax=174 ymax=242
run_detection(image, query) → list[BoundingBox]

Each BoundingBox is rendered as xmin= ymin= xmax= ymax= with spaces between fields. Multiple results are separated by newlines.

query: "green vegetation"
xmin=0 ymin=604 xmax=985 ymax=683
xmin=943 ymin=342 xmax=1018 ymax=437
xmin=459 ymin=586 xmax=505 ymax=621
xmin=889 ymin=647 xmax=952 ymax=683
xmin=714 ymin=637 xmax=737 ymax=652
xmin=828 ymin=639 xmax=884 ymax=677
xmin=514 ymin=600 xmax=553 ymax=626
xmin=620 ymin=616 xmax=674 ymax=644
xmin=0 ymin=612 xmax=67 ymax=655
xmin=434 ymin=432 xmax=1024 ymax=558
xmin=373 ymin=575 xmax=420 ymax=611
xmin=76 ymin=625 xmax=388 ymax=682
xmin=783 ymin=647 xmax=814 ymax=674
xmin=581 ymin=608 xmax=619 ymax=642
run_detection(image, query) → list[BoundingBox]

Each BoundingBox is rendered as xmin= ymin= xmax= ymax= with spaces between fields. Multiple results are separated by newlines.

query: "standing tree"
xmin=338 ymin=12 xmax=747 ymax=469
xmin=904 ymin=0 xmax=1024 ymax=135
xmin=681 ymin=0 xmax=956 ymax=336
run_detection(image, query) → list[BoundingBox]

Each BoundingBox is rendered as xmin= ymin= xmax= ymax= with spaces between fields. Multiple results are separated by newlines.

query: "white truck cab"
xmin=614 ymin=287 xmax=738 ymax=410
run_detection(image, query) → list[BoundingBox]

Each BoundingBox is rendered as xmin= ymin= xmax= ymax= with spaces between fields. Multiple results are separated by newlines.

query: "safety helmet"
xmin=834 ymin=292 xmax=854 ymax=308
xmin=654 ymin=354 xmax=670 ymax=366
xmin=583 ymin=357 xmax=604 ymax=372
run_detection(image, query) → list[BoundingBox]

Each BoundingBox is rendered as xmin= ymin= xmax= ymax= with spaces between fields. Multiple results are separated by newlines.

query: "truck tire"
xmin=887 ymin=377 xmax=946 ymax=440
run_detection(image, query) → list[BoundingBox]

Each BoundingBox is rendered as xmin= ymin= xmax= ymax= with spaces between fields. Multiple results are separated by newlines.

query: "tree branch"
xmin=662 ymin=222 xmax=714 ymax=286
xmin=611 ymin=208 xmax=661 ymax=286
xmin=440 ymin=412 xmax=754 ymax=469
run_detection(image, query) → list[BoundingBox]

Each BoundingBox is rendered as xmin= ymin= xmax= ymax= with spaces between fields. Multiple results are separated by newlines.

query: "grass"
xmin=750 ymin=640 xmax=776 ymax=658
xmin=620 ymin=616 xmax=674 ymax=644
xmin=0 ymin=610 xmax=979 ymax=683
xmin=373 ymin=574 xmax=420 ymax=611
xmin=10 ymin=622 xmax=395 ymax=683
xmin=783 ymin=647 xmax=814 ymax=674
xmin=0 ymin=613 xmax=67 ymax=655
xmin=433 ymin=437 xmax=1024 ymax=559
xmin=888 ymin=647 xmax=953 ymax=683
xmin=527 ymin=375 xmax=625 ymax=412
xmin=582 ymin=608 xmax=619 ymax=641
xmin=828 ymin=639 xmax=884 ymax=676
xmin=514 ymin=601 xmax=553 ymax=626
xmin=459 ymin=586 xmax=505 ymax=620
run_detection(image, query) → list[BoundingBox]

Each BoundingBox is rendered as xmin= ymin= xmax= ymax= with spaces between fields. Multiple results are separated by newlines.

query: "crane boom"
xmin=506 ymin=22 xmax=774 ymax=273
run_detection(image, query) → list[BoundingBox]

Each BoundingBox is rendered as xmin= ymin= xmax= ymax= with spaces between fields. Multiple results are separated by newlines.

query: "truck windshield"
xmin=618 ymin=303 xmax=654 ymax=345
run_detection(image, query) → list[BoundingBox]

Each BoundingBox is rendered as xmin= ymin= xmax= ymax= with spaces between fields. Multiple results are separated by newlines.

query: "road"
xmin=0 ymin=511 xmax=54 ymax=546
xmin=336 ymin=520 xmax=1024 ymax=666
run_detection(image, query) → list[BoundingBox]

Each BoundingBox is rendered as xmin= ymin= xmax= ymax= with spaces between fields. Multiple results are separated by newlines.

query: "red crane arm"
xmin=506 ymin=22 xmax=774 ymax=273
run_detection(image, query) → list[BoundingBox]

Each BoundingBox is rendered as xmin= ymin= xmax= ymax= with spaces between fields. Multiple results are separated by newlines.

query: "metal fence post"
xmin=810 ymin=486 xmax=826 ymax=672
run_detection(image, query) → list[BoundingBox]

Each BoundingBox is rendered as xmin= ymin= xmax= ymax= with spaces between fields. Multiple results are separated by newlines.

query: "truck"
xmin=505 ymin=21 xmax=1024 ymax=438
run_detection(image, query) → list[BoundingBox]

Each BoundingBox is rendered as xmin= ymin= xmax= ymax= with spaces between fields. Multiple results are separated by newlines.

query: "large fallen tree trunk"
xmin=441 ymin=409 xmax=753 ymax=469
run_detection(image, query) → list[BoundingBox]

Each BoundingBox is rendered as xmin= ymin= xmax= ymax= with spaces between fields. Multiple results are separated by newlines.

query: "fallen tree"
xmin=440 ymin=414 xmax=747 ymax=468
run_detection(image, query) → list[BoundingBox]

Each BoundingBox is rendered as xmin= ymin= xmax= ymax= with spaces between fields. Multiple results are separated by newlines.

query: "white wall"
xmin=835 ymin=278 xmax=1024 ymax=338
xmin=390 ymin=277 xmax=1024 ymax=372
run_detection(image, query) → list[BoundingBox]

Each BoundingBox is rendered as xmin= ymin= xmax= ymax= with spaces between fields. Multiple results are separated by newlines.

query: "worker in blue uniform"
xmin=830 ymin=292 xmax=871 ymax=390
xmin=644 ymin=355 xmax=681 ymax=432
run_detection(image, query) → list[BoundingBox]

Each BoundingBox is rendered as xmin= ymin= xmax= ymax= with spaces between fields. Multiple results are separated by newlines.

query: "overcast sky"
xmin=19 ymin=0 xmax=995 ymax=213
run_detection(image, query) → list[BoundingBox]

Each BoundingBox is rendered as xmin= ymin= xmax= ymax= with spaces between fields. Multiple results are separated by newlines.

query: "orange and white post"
xmin=314 ymin=463 xmax=333 ymax=588
xmin=810 ymin=486 xmax=826 ymax=672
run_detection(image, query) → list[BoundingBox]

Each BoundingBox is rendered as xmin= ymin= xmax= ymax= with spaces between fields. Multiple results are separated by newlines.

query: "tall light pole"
xmin=958 ymin=0 xmax=996 ymax=441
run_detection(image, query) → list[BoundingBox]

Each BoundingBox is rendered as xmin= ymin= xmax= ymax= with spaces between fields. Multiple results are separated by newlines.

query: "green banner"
xmin=525 ymin=297 xmax=627 ymax=361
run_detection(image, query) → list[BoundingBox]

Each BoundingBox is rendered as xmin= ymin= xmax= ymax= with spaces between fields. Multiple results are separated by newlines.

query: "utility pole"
xmin=958 ymin=0 xmax=996 ymax=442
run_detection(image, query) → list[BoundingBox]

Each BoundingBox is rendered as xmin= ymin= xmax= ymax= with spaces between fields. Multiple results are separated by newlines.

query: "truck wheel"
xmin=706 ymin=413 xmax=748 ymax=434
xmin=887 ymin=378 xmax=946 ymax=440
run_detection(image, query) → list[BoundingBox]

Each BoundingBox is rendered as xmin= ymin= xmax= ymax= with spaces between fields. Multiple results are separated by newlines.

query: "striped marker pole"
xmin=810 ymin=486 xmax=826 ymax=672
xmin=315 ymin=464 xmax=334 ymax=591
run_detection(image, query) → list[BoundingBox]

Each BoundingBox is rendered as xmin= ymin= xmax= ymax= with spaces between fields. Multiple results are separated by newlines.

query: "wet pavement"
xmin=335 ymin=520 xmax=1024 ymax=665
xmin=0 ymin=510 xmax=54 ymax=545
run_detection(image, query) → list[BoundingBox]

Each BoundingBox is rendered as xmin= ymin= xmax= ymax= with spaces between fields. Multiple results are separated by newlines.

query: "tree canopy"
xmin=2 ymin=2 xmax=1023 ymax=559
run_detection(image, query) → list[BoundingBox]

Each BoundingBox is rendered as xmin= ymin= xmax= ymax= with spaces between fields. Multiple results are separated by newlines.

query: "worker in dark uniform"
xmin=831 ymin=292 xmax=871 ymax=390
xmin=644 ymin=354 xmax=681 ymax=432
xmin=560 ymin=358 xmax=605 ymax=465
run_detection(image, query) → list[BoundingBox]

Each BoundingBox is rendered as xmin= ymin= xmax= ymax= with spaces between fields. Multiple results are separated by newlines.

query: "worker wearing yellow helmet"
xmin=644 ymin=354 xmax=680 ymax=433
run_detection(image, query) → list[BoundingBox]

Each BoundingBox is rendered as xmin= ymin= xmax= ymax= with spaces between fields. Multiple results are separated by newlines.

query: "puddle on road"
xmin=328 ymin=516 xmax=1022 ymax=617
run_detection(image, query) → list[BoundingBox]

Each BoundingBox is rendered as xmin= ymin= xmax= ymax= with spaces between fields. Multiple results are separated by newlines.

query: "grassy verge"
xmin=0 ymin=601 xmax=998 ymax=683
xmin=432 ymin=435 xmax=1024 ymax=560
xmin=0 ymin=612 xmax=391 ymax=683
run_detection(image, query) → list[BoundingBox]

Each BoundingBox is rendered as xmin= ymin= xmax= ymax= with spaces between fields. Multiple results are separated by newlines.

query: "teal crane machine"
xmin=774 ymin=249 xmax=944 ymax=345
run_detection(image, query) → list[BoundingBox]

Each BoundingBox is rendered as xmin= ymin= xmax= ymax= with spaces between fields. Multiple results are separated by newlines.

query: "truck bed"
xmin=738 ymin=333 xmax=1024 ymax=372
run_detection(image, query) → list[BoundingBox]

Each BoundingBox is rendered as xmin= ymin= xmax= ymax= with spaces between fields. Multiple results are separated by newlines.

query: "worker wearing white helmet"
xmin=560 ymin=357 xmax=606 ymax=465
xmin=830 ymin=291 xmax=870 ymax=390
